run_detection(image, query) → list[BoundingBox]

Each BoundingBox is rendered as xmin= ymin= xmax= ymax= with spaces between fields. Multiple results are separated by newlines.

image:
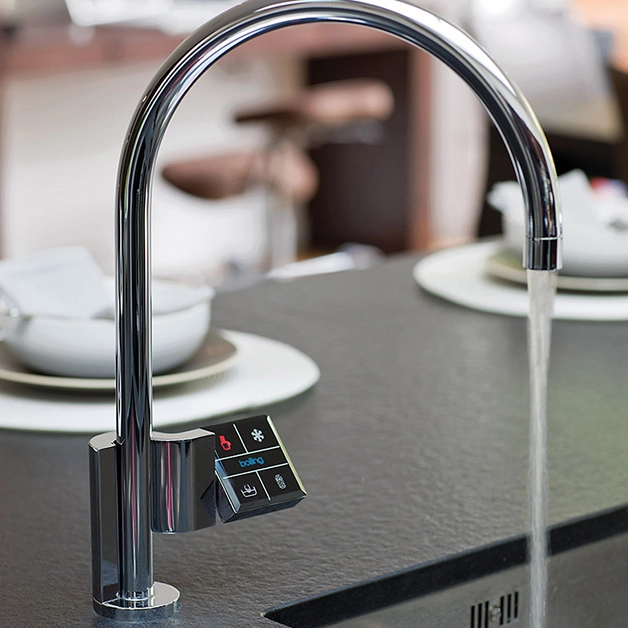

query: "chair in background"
xmin=162 ymin=78 xmax=394 ymax=278
xmin=162 ymin=145 xmax=319 ymax=276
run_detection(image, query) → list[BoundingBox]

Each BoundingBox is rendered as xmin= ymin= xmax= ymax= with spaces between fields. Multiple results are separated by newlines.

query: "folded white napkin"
xmin=0 ymin=247 xmax=112 ymax=319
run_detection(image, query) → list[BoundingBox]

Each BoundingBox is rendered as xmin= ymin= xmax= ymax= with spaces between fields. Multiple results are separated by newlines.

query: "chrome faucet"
xmin=89 ymin=0 xmax=562 ymax=621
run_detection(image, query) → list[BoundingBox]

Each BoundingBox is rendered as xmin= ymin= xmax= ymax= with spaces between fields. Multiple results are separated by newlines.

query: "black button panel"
xmin=209 ymin=415 xmax=306 ymax=523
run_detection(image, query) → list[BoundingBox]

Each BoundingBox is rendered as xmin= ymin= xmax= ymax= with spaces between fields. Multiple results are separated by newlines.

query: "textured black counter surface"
xmin=1 ymin=254 xmax=627 ymax=627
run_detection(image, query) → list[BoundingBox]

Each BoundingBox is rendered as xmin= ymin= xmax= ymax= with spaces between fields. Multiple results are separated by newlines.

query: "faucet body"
xmin=92 ymin=0 xmax=563 ymax=619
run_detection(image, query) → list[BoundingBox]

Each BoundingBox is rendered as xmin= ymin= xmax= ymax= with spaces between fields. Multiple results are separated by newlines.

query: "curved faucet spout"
xmin=112 ymin=0 xmax=562 ymax=610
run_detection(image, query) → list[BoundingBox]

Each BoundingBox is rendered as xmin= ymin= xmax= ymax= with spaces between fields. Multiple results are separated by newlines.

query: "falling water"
xmin=526 ymin=269 xmax=558 ymax=628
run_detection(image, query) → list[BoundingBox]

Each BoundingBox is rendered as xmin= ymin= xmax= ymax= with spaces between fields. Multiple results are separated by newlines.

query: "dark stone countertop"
xmin=1 ymin=253 xmax=627 ymax=627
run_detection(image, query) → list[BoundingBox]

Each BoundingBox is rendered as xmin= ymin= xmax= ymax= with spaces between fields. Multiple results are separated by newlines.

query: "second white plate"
xmin=414 ymin=241 xmax=628 ymax=321
xmin=485 ymin=249 xmax=628 ymax=293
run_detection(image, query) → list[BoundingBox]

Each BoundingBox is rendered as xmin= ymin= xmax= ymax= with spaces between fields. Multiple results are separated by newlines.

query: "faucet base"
xmin=92 ymin=582 xmax=180 ymax=622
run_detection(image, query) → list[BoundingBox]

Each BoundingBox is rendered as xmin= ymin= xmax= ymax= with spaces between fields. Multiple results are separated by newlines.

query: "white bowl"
xmin=492 ymin=170 xmax=628 ymax=278
xmin=502 ymin=212 xmax=628 ymax=278
xmin=1 ymin=279 xmax=214 ymax=378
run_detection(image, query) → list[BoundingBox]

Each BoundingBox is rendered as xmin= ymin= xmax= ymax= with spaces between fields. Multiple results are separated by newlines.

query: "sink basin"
xmin=264 ymin=505 xmax=628 ymax=627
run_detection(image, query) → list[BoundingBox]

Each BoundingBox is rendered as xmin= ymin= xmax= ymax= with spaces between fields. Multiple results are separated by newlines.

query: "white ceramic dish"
xmin=501 ymin=211 xmax=628 ymax=278
xmin=413 ymin=241 xmax=628 ymax=321
xmin=0 ymin=330 xmax=321 ymax=433
xmin=0 ymin=330 xmax=237 ymax=391
xmin=0 ymin=279 xmax=214 ymax=378
xmin=491 ymin=170 xmax=628 ymax=278
xmin=485 ymin=248 xmax=628 ymax=292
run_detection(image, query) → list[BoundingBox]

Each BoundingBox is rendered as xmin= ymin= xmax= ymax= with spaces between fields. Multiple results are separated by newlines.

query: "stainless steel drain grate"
xmin=470 ymin=591 xmax=519 ymax=626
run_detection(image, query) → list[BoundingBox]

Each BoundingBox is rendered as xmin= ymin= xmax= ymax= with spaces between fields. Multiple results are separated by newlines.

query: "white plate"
xmin=414 ymin=241 xmax=628 ymax=321
xmin=0 ymin=330 xmax=320 ymax=433
xmin=0 ymin=330 xmax=237 ymax=391
xmin=485 ymin=249 xmax=628 ymax=293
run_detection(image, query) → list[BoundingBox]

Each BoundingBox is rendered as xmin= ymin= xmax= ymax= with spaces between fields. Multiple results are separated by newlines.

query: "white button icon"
xmin=241 ymin=484 xmax=258 ymax=498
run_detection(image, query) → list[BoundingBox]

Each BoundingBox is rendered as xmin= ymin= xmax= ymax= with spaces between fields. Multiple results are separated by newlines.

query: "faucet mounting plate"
xmin=93 ymin=582 xmax=180 ymax=622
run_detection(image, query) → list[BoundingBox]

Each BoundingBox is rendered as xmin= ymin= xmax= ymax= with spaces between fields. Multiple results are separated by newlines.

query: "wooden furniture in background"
xmin=1 ymin=19 xmax=434 ymax=256
xmin=609 ymin=64 xmax=628 ymax=186
xmin=306 ymin=47 xmax=432 ymax=254
xmin=573 ymin=0 xmax=628 ymax=72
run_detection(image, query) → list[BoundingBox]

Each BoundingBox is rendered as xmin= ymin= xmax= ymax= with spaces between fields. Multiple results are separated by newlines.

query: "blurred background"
xmin=0 ymin=0 xmax=625 ymax=284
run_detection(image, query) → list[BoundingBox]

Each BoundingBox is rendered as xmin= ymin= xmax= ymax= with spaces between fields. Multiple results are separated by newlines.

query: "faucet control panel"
xmin=209 ymin=415 xmax=306 ymax=523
